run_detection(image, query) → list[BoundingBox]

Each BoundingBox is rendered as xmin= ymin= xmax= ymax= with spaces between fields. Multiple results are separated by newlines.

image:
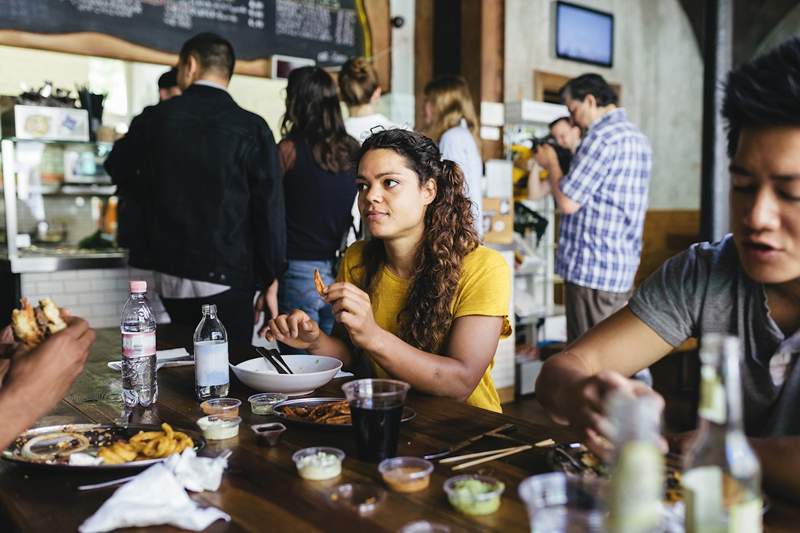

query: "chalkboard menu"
xmin=0 ymin=0 xmax=365 ymax=66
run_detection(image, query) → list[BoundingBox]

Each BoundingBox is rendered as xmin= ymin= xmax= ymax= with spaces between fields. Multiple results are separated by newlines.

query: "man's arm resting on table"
xmin=536 ymin=307 xmax=675 ymax=427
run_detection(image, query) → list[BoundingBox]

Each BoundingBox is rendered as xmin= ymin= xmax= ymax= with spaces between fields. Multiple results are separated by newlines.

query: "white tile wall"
xmin=20 ymin=267 xmax=170 ymax=329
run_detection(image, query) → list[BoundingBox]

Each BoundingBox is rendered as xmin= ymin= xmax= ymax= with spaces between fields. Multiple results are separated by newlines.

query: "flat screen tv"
xmin=555 ymin=1 xmax=614 ymax=68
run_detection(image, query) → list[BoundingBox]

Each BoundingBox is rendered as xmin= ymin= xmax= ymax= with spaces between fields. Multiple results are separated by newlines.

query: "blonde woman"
xmin=338 ymin=57 xmax=401 ymax=144
xmin=423 ymin=75 xmax=483 ymax=234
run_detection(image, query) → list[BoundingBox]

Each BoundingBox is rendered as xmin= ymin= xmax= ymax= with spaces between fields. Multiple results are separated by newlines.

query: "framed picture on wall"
xmin=555 ymin=1 xmax=614 ymax=68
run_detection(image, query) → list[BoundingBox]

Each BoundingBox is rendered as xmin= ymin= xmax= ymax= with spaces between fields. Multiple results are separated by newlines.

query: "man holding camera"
xmin=534 ymin=74 xmax=652 ymax=380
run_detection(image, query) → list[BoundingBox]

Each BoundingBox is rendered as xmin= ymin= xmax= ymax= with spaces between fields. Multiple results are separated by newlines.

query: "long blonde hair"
xmin=423 ymin=75 xmax=480 ymax=145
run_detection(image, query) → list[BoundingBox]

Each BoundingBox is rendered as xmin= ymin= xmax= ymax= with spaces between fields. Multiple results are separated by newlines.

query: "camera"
xmin=531 ymin=135 xmax=573 ymax=174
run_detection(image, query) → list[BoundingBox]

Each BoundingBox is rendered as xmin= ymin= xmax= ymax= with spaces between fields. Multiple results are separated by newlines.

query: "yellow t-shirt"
xmin=338 ymin=240 xmax=512 ymax=412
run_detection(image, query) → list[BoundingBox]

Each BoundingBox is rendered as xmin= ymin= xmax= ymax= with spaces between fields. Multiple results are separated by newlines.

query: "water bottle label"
xmin=195 ymin=341 xmax=229 ymax=386
xmin=122 ymin=332 xmax=156 ymax=358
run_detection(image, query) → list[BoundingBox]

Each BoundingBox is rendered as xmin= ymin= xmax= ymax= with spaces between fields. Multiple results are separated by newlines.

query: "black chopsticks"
xmin=255 ymin=346 xmax=294 ymax=374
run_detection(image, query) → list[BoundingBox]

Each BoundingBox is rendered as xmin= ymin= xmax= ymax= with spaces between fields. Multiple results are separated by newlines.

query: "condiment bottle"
xmin=683 ymin=334 xmax=762 ymax=533
xmin=605 ymin=391 xmax=664 ymax=533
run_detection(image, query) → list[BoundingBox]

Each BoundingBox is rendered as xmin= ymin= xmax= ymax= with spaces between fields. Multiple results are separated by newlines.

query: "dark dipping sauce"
xmin=350 ymin=403 xmax=404 ymax=462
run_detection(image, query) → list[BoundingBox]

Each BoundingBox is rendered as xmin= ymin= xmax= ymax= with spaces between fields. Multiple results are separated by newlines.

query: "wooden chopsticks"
xmin=442 ymin=438 xmax=556 ymax=471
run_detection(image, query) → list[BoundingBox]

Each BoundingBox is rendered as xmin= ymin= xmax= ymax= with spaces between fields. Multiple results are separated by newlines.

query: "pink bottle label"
xmin=121 ymin=331 xmax=156 ymax=358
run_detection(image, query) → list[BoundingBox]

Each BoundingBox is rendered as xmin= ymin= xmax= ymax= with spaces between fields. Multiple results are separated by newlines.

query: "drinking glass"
xmin=518 ymin=472 xmax=607 ymax=533
xmin=342 ymin=379 xmax=410 ymax=462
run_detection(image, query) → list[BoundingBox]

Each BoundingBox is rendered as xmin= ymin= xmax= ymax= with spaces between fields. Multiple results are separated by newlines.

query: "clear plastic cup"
xmin=378 ymin=456 xmax=433 ymax=492
xmin=292 ymin=447 xmax=345 ymax=480
xmin=248 ymin=393 xmax=288 ymax=415
xmin=341 ymin=379 xmax=410 ymax=462
xmin=443 ymin=474 xmax=505 ymax=516
xmin=518 ymin=472 xmax=607 ymax=533
xmin=199 ymin=397 xmax=241 ymax=418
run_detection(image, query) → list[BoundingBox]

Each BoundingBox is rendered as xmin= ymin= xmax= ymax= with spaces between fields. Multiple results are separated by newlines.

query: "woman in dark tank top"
xmin=277 ymin=67 xmax=360 ymax=346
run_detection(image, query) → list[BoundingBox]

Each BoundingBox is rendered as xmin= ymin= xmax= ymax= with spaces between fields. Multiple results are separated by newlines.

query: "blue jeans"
xmin=279 ymin=260 xmax=335 ymax=353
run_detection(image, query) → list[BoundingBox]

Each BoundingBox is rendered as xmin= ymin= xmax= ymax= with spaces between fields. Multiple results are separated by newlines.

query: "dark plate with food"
xmin=273 ymin=397 xmax=416 ymax=430
xmin=2 ymin=423 xmax=204 ymax=471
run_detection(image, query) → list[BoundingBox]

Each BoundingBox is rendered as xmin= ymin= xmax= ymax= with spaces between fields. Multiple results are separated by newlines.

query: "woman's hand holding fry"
xmin=325 ymin=282 xmax=382 ymax=352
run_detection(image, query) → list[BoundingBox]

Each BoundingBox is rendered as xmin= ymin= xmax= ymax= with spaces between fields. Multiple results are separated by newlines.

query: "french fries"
xmin=97 ymin=423 xmax=193 ymax=464
xmin=313 ymin=269 xmax=327 ymax=297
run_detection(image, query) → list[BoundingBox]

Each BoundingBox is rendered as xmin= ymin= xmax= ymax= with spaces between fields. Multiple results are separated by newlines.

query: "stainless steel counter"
xmin=0 ymin=247 xmax=127 ymax=273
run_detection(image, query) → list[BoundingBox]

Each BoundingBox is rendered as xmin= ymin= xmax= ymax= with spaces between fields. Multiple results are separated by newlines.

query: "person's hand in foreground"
xmin=0 ymin=316 xmax=95 ymax=449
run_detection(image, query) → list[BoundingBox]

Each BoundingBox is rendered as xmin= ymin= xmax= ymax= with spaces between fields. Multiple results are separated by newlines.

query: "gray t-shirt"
xmin=629 ymin=234 xmax=800 ymax=437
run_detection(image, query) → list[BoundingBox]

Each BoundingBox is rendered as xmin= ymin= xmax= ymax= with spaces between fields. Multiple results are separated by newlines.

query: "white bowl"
xmin=230 ymin=355 xmax=343 ymax=396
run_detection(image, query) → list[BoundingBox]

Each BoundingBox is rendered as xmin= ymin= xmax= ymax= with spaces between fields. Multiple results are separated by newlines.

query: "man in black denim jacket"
xmin=106 ymin=33 xmax=285 ymax=346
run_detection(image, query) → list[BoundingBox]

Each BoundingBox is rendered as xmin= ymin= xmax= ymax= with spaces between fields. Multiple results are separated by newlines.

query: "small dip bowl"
xmin=378 ymin=457 xmax=434 ymax=493
xmin=200 ymin=398 xmax=241 ymax=419
xmin=292 ymin=447 xmax=345 ymax=481
xmin=248 ymin=393 xmax=288 ymax=415
xmin=443 ymin=474 xmax=505 ymax=515
xmin=251 ymin=422 xmax=286 ymax=446
xmin=327 ymin=483 xmax=385 ymax=516
xmin=196 ymin=415 xmax=242 ymax=440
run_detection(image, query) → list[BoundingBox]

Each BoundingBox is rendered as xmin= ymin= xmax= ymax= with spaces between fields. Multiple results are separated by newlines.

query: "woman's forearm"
xmin=308 ymin=331 xmax=355 ymax=368
xmin=365 ymin=329 xmax=480 ymax=400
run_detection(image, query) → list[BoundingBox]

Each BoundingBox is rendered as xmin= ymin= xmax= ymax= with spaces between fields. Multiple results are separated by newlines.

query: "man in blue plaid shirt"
xmin=535 ymin=74 xmax=652 ymax=365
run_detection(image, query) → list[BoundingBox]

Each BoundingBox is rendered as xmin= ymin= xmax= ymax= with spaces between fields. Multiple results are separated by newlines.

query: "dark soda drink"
xmin=343 ymin=379 xmax=410 ymax=463
xmin=350 ymin=402 xmax=404 ymax=462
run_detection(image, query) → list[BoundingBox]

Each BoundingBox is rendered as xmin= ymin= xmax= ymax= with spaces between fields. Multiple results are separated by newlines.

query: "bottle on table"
xmin=193 ymin=304 xmax=230 ymax=401
xmin=120 ymin=280 xmax=157 ymax=407
xmin=605 ymin=390 xmax=665 ymax=533
xmin=683 ymin=333 xmax=762 ymax=533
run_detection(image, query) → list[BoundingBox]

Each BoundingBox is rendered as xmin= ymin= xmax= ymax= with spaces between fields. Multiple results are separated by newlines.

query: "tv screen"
xmin=556 ymin=1 xmax=614 ymax=67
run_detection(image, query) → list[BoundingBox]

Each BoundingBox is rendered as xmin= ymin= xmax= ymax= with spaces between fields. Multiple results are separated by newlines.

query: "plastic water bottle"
xmin=193 ymin=304 xmax=230 ymax=400
xmin=120 ymin=280 xmax=157 ymax=407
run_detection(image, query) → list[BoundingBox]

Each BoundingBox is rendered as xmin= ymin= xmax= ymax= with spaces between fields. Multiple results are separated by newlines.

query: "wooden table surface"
xmin=0 ymin=326 xmax=797 ymax=532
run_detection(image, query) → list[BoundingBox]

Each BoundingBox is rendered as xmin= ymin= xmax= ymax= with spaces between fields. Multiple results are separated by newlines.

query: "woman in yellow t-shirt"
xmin=263 ymin=129 xmax=511 ymax=412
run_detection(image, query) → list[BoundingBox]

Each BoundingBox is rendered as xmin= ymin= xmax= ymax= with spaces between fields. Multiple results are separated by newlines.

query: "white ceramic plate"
xmin=230 ymin=355 xmax=343 ymax=396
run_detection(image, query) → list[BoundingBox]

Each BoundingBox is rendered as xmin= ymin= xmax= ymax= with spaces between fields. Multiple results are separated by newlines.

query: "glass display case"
xmin=0 ymin=137 xmax=126 ymax=273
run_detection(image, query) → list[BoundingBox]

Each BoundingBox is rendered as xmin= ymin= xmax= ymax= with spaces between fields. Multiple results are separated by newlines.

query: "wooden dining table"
xmin=0 ymin=325 xmax=797 ymax=532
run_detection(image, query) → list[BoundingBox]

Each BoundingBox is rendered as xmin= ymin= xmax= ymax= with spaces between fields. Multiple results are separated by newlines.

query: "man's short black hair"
xmin=179 ymin=32 xmax=235 ymax=80
xmin=722 ymin=37 xmax=800 ymax=157
xmin=158 ymin=67 xmax=178 ymax=89
xmin=549 ymin=116 xmax=572 ymax=130
xmin=560 ymin=74 xmax=618 ymax=107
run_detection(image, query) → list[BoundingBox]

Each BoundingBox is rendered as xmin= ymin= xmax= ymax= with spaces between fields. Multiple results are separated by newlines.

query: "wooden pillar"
xmin=460 ymin=0 xmax=504 ymax=160
xmin=414 ymin=0 xmax=434 ymax=129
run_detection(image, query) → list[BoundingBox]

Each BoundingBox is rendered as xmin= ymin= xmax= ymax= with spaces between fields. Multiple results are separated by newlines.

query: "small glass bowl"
xmin=378 ymin=457 xmax=433 ymax=493
xmin=196 ymin=415 xmax=242 ymax=440
xmin=292 ymin=447 xmax=345 ymax=481
xmin=327 ymin=483 xmax=385 ymax=516
xmin=200 ymin=398 xmax=241 ymax=418
xmin=251 ymin=422 xmax=286 ymax=446
xmin=443 ymin=474 xmax=505 ymax=516
xmin=248 ymin=393 xmax=288 ymax=415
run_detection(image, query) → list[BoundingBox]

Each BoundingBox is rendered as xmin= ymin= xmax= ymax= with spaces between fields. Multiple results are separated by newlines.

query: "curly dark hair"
xmin=280 ymin=66 xmax=359 ymax=173
xmin=353 ymin=129 xmax=480 ymax=353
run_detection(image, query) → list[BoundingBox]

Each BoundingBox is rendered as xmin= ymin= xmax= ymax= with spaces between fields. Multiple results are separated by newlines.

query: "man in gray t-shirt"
xmin=629 ymin=235 xmax=800 ymax=437
xmin=535 ymin=37 xmax=800 ymax=501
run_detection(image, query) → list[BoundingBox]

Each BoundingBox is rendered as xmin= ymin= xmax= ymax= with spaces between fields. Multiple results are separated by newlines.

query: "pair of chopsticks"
xmin=255 ymin=347 xmax=293 ymax=374
xmin=440 ymin=438 xmax=555 ymax=471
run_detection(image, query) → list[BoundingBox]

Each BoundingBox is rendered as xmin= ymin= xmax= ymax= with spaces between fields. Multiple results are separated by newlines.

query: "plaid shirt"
xmin=555 ymin=108 xmax=651 ymax=292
